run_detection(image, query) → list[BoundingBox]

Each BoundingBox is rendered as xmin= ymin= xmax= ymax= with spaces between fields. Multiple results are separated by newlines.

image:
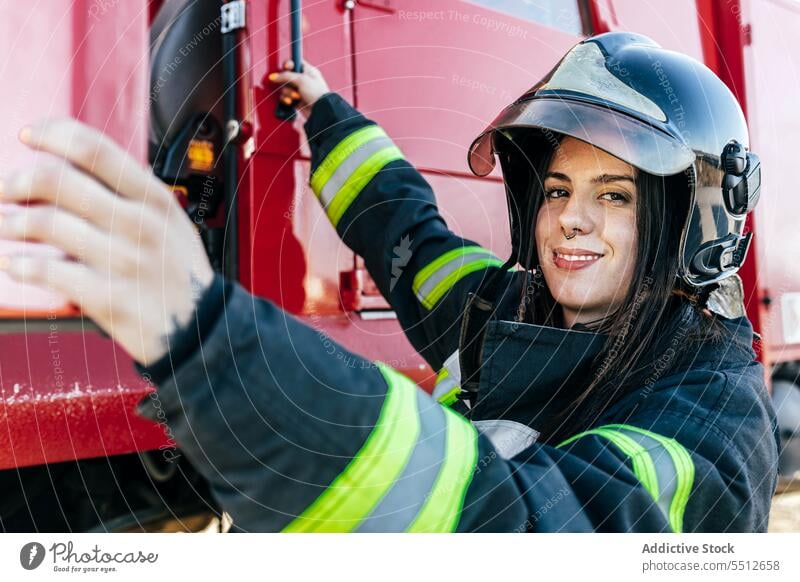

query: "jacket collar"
xmin=469 ymin=301 xmax=756 ymax=428
xmin=471 ymin=318 xmax=606 ymax=425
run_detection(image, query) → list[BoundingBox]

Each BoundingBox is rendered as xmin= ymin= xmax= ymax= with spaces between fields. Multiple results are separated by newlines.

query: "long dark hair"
xmin=498 ymin=129 xmax=722 ymax=444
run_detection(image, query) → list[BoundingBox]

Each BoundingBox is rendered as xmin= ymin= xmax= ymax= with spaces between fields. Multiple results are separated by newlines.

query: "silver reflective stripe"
xmin=284 ymin=363 xmax=478 ymax=532
xmin=416 ymin=250 xmax=494 ymax=302
xmin=472 ymin=419 xmax=540 ymax=460
xmin=433 ymin=350 xmax=462 ymax=403
xmin=557 ymin=423 xmax=695 ymax=532
xmin=356 ymin=390 xmax=446 ymax=532
xmin=433 ymin=369 xmax=458 ymax=400
xmin=617 ymin=428 xmax=679 ymax=524
xmin=604 ymin=424 xmax=694 ymax=533
xmin=317 ymin=135 xmax=396 ymax=209
xmin=310 ymin=125 xmax=404 ymax=227
xmin=414 ymin=248 xmax=503 ymax=310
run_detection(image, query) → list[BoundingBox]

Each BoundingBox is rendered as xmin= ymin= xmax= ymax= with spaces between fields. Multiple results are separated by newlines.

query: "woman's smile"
xmin=552 ymin=247 xmax=605 ymax=271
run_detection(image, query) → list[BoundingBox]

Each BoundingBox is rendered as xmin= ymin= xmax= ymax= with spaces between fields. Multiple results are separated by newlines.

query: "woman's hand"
xmin=268 ymin=59 xmax=330 ymax=118
xmin=0 ymin=119 xmax=214 ymax=366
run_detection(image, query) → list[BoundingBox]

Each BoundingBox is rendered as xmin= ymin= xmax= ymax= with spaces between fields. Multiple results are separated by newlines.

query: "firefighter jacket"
xmin=137 ymin=92 xmax=780 ymax=532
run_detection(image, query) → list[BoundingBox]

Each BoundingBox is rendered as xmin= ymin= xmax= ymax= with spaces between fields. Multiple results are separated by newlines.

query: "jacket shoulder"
xmin=608 ymin=358 xmax=778 ymax=531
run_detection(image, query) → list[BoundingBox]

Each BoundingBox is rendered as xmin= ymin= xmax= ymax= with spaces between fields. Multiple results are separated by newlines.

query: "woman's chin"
xmin=551 ymin=291 xmax=611 ymax=314
xmin=548 ymin=278 xmax=604 ymax=304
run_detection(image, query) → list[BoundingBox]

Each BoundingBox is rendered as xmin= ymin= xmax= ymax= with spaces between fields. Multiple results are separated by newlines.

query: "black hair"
xmin=498 ymin=129 xmax=723 ymax=444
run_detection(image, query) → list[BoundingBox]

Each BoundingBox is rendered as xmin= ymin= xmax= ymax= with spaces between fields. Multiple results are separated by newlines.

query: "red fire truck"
xmin=0 ymin=0 xmax=798 ymax=531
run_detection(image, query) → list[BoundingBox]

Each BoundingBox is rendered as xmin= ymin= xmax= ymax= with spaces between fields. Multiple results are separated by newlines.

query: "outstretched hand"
xmin=0 ymin=119 xmax=214 ymax=366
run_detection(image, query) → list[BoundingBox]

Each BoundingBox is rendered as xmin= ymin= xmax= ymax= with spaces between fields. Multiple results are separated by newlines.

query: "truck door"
xmin=244 ymin=1 xmax=357 ymax=315
xmin=739 ymin=0 xmax=800 ymax=367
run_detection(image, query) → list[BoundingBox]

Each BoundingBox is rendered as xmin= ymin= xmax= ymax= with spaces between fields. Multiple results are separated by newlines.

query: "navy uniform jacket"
xmin=137 ymin=92 xmax=780 ymax=532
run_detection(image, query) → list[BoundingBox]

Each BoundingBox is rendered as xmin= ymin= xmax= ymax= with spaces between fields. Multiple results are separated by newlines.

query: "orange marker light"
xmin=187 ymin=139 xmax=215 ymax=172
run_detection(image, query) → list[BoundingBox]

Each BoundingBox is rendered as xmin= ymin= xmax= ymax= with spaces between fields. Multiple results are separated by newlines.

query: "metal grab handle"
xmin=275 ymin=0 xmax=303 ymax=120
xmin=221 ymin=0 xmax=246 ymax=281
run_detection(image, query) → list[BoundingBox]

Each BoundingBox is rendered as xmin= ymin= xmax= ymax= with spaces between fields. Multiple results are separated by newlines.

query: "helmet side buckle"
xmin=690 ymin=231 xmax=753 ymax=280
xmin=722 ymin=140 xmax=762 ymax=215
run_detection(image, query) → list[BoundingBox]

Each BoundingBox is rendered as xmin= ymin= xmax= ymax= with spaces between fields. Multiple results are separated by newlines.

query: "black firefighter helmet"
xmin=468 ymin=32 xmax=761 ymax=289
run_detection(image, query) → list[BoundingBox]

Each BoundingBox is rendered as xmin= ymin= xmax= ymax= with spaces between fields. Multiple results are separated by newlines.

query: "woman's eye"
xmin=599 ymin=191 xmax=629 ymax=204
xmin=545 ymin=188 xmax=569 ymax=200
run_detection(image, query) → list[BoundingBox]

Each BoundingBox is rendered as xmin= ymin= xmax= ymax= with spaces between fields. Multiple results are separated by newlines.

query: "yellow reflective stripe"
xmin=433 ymin=367 xmax=461 ymax=407
xmin=667 ymin=441 xmax=693 ymax=533
xmin=326 ymin=145 xmax=404 ymax=227
xmin=282 ymin=363 xmax=419 ymax=532
xmin=602 ymin=424 xmax=695 ymax=533
xmin=597 ymin=429 xmax=660 ymax=502
xmin=413 ymin=246 xmax=486 ymax=290
xmin=407 ymin=407 xmax=478 ymax=532
xmin=310 ymin=125 xmax=387 ymax=195
xmin=413 ymin=246 xmax=504 ymax=310
xmin=424 ymin=257 xmax=503 ymax=309
xmin=557 ymin=424 xmax=696 ymax=533
xmin=438 ymin=386 xmax=461 ymax=407
xmin=557 ymin=428 xmax=659 ymax=502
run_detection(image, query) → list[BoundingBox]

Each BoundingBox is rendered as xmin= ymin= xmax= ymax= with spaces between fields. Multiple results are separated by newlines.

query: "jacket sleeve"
xmin=137 ymin=277 xmax=773 ymax=532
xmin=302 ymin=92 xmax=511 ymax=394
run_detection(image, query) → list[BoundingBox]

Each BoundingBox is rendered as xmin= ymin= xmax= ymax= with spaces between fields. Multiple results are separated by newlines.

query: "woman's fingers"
xmin=269 ymin=70 xmax=304 ymax=105
xmin=269 ymin=69 xmax=304 ymax=87
xmin=18 ymin=119 xmax=174 ymax=208
xmin=0 ymin=205 xmax=133 ymax=272
xmin=1 ymin=159 xmax=141 ymax=232
xmin=282 ymin=58 xmax=320 ymax=76
xmin=269 ymin=59 xmax=320 ymax=87
xmin=3 ymin=254 xmax=108 ymax=317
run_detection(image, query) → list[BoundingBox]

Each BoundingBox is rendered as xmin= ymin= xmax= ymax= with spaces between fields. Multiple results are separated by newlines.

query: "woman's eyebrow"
xmin=591 ymin=173 xmax=635 ymax=184
xmin=544 ymin=172 xmax=571 ymax=182
xmin=544 ymin=172 xmax=635 ymax=184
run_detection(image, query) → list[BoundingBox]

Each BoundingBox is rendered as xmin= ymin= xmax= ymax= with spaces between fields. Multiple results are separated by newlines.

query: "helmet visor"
xmin=468 ymin=97 xmax=695 ymax=177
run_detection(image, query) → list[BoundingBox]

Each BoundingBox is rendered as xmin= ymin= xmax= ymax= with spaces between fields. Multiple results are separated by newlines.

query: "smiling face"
xmin=535 ymin=136 xmax=639 ymax=327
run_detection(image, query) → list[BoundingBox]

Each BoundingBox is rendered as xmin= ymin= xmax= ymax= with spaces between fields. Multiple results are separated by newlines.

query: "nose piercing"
xmin=563 ymin=228 xmax=579 ymax=240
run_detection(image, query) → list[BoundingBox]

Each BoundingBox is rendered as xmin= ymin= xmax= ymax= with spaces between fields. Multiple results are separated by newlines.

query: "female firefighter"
xmin=0 ymin=32 xmax=779 ymax=531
